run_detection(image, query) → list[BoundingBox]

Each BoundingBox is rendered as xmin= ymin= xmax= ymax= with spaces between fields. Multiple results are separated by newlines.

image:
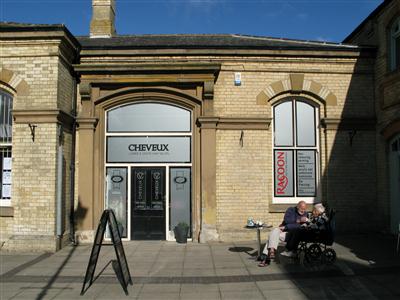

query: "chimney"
xmin=90 ymin=0 xmax=116 ymax=38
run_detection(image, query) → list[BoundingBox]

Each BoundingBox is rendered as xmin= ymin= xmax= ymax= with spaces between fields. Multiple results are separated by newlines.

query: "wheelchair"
xmin=297 ymin=209 xmax=337 ymax=265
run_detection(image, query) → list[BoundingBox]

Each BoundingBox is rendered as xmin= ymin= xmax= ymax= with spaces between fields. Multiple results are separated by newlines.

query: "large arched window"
xmin=390 ymin=16 xmax=400 ymax=71
xmin=273 ymin=97 xmax=319 ymax=203
xmin=0 ymin=90 xmax=13 ymax=206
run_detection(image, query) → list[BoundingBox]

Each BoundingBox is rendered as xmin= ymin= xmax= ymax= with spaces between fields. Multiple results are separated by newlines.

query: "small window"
xmin=0 ymin=90 xmax=13 ymax=206
xmin=390 ymin=16 xmax=400 ymax=71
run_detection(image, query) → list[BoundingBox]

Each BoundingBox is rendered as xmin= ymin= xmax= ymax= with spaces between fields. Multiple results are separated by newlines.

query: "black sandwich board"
xmin=81 ymin=209 xmax=132 ymax=295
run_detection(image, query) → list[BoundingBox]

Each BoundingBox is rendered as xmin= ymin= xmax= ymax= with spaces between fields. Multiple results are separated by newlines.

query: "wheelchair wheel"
xmin=306 ymin=243 xmax=322 ymax=262
xmin=322 ymin=248 xmax=336 ymax=265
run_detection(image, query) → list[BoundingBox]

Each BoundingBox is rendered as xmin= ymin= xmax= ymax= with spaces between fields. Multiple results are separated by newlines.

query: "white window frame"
xmin=390 ymin=16 xmax=400 ymax=71
xmin=0 ymin=90 xmax=13 ymax=207
xmin=272 ymin=97 xmax=320 ymax=204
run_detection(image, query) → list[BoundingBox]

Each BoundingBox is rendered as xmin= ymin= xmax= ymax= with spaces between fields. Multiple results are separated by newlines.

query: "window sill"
xmin=382 ymin=68 xmax=400 ymax=87
xmin=0 ymin=206 xmax=14 ymax=217
xmin=269 ymin=204 xmax=294 ymax=213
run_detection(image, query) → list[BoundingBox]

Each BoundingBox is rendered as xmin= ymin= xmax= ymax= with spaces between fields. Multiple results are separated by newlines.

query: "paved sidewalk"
xmin=1 ymin=234 xmax=400 ymax=299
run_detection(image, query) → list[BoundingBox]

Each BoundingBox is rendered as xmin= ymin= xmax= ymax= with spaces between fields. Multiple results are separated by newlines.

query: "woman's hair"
xmin=313 ymin=203 xmax=325 ymax=214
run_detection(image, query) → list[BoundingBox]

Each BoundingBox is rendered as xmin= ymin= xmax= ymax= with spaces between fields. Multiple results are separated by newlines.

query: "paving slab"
xmin=1 ymin=234 xmax=400 ymax=299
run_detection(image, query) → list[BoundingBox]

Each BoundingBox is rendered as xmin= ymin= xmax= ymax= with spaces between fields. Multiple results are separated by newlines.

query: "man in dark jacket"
xmin=258 ymin=201 xmax=308 ymax=266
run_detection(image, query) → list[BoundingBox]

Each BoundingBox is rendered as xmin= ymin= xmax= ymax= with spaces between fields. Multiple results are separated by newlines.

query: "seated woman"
xmin=281 ymin=203 xmax=329 ymax=257
xmin=258 ymin=201 xmax=308 ymax=267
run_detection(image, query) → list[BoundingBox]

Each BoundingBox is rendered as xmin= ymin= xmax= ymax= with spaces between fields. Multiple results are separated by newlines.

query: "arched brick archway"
xmin=0 ymin=68 xmax=29 ymax=96
xmin=256 ymin=74 xmax=337 ymax=106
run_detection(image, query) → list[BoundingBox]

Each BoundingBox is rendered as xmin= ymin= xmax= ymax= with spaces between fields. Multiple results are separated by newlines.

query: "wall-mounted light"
xmin=28 ymin=123 xmax=37 ymax=142
xmin=239 ymin=130 xmax=244 ymax=147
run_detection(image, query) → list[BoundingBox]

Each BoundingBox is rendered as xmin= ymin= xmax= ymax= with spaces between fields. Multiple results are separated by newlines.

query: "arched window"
xmin=390 ymin=16 xmax=400 ymax=71
xmin=273 ymin=97 xmax=319 ymax=203
xmin=0 ymin=90 xmax=13 ymax=206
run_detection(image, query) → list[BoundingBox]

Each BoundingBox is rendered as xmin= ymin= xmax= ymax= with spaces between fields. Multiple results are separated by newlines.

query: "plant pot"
xmin=174 ymin=225 xmax=189 ymax=243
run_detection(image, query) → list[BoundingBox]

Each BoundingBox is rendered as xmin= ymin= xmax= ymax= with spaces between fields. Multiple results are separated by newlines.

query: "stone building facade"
xmin=0 ymin=0 xmax=399 ymax=251
xmin=344 ymin=0 xmax=400 ymax=234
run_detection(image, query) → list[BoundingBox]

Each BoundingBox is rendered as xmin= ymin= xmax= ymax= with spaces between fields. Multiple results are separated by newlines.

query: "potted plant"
xmin=174 ymin=222 xmax=189 ymax=243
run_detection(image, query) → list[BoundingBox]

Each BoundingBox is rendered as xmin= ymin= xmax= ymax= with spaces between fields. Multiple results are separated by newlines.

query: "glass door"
xmin=131 ymin=167 xmax=166 ymax=240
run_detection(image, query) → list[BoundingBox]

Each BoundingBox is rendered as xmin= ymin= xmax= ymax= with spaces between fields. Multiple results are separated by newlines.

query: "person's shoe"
xmin=258 ymin=260 xmax=269 ymax=267
xmin=280 ymin=250 xmax=297 ymax=257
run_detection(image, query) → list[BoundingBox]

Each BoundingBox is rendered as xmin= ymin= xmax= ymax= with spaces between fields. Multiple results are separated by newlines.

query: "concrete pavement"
xmin=1 ymin=234 xmax=400 ymax=299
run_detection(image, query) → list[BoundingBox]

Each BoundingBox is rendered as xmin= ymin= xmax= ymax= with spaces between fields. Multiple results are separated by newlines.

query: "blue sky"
xmin=1 ymin=0 xmax=383 ymax=42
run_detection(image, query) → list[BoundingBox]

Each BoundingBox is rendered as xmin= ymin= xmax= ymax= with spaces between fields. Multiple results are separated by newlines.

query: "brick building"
xmin=0 ymin=0 xmax=399 ymax=251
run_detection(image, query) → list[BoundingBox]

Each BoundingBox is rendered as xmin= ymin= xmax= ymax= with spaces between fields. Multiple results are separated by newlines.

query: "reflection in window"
xmin=0 ymin=91 xmax=12 ymax=205
xmin=273 ymin=98 xmax=319 ymax=200
xmin=107 ymin=102 xmax=191 ymax=132
xmin=106 ymin=168 xmax=128 ymax=238
xmin=390 ymin=16 xmax=400 ymax=71
xmin=274 ymin=101 xmax=293 ymax=146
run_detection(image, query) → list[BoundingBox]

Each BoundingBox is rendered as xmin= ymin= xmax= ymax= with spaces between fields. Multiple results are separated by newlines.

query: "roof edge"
xmin=343 ymin=0 xmax=391 ymax=43
xmin=0 ymin=22 xmax=81 ymax=51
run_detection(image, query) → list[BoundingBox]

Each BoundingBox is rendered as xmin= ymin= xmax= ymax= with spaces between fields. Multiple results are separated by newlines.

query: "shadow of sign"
xmin=228 ymin=246 xmax=258 ymax=257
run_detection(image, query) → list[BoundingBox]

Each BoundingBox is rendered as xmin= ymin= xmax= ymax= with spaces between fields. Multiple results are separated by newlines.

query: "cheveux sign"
xmin=107 ymin=136 xmax=190 ymax=163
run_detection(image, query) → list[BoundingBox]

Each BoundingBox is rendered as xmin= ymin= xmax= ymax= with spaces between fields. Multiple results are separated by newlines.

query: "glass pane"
xmin=392 ymin=139 xmax=398 ymax=152
xmin=297 ymin=150 xmax=316 ymax=197
xmin=0 ymin=148 xmax=12 ymax=199
xmin=274 ymin=102 xmax=293 ymax=146
xmin=274 ymin=150 xmax=294 ymax=197
xmin=0 ymin=91 xmax=13 ymax=143
xmin=107 ymin=102 xmax=191 ymax=132
xmin=106 ymin=168 xmax=128 ymax=238
xmin=395 ymin=36 xmax=400 ymax=68
xmin=170 ymin=168 xmax=191 ymax=237
xmin=296 ymin=101 xmax=316 ymax=146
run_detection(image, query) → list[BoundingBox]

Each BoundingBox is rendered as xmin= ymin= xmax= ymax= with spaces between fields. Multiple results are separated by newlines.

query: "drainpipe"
xmin=69 ymin=79 xmax=77 ymax=245
xmin=56 ymin=124 xmax=64 ymax=250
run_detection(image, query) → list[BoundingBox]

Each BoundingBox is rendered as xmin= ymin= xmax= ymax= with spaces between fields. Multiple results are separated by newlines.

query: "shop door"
xmin=390 ymin=135 xmax=400 ymax=234
xmin=131 ymin=167 xmax=166 ymax=240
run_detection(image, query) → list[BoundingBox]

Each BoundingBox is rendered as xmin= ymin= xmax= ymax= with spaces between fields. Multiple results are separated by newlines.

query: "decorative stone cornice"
xmin=321 ymin=117 xmax=376 ymax=130
xmin=79 ymin=81 xmax=92 ymax=101
xmin=13 ymin=109 xmax=75 ymax=130
xmin=76 ymin=117 xmax=99 ymax=130
xmin=197 ymin=116 xmax=271 ymax=130
xmin=203 ymin=81 xmax=214 ymax=101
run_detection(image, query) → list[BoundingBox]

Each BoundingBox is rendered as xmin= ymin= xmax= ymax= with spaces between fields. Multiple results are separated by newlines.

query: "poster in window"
xmin=274 ymin=150 xmax=294 ymax=197
xmin=2 ymin=170 xmax=11 ymax=184
xmin=2 ymin=184 xmax=11 ymax=198
xmin=3 ymin=158 xmax=11 ymax=170
xmin=297 ymin=150 xmax=316 ymax=196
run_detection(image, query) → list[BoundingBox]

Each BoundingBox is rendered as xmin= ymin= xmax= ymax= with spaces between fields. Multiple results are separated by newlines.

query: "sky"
xmin=0 ymin=0 xmax=384 ymax=43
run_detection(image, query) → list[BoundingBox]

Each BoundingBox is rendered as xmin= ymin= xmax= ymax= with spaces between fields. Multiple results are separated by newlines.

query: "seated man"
xmin=258 ymin=200 xmax=308 ymax=267
xmin=282 ymin=203 xmax=329 ymax=257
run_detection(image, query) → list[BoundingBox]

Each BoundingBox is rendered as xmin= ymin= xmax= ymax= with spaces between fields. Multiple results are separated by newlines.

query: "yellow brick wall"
xmin=0 ymin=40 xmax=76 ymax=251
xmin=213 ymin=57 xmax=376 ymax=240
